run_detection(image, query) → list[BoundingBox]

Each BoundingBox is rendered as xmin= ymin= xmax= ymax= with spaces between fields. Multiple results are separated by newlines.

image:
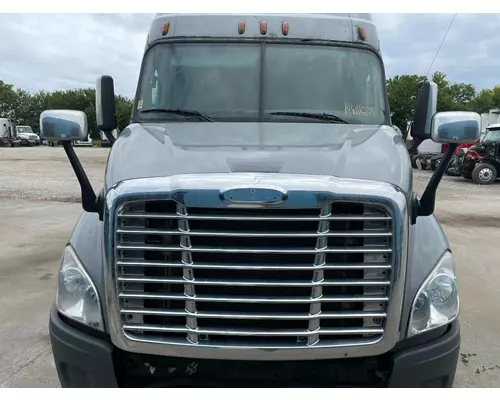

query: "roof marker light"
xmin=260 ymin=21 xmax=267 ymax=35
xmin=238 ymin=21 xmax=246 ymax=35
xmin=358 ymin=26 xmax=366 ymax=41
xmin=282 ymin=21 xmax=289 ymax=36
xmin=161 ymin=21 xmax=170 ymax=36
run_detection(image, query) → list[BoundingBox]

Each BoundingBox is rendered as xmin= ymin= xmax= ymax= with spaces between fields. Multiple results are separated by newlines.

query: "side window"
xmin=151 ymin=70 xmax=159 ymax=107
xmin=138 ymin=48 xmax=162 ymax=110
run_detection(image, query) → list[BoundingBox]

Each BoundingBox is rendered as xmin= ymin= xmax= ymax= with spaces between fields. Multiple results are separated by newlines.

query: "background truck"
xmin=460 ymin=123 xmax=500 ymax=184
xmin=16 ymin=125 xmax=41 ymax=146
xmin=0 ymin=118 xmax=21 ymax=147
xmin=44 ymin=13 xmax=479 ymax=388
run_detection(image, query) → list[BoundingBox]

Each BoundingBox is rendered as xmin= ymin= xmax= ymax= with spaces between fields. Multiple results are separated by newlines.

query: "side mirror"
xmin=40 ymin=110 xmax=88 ymax=142
xmin=96 ymin=75 xmax=117 ymax=132
xmin=411 ymin=81 xmax=438 ymax=141
xmin=414 ymin=110 xmax=481 ymax=223
xmin=41 ymin=110 xmax=100 ymax=217
xmin=431 ymin=111 xmax=481 ymax=144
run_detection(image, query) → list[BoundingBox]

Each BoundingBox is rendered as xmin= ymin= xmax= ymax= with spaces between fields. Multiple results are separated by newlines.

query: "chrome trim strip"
xmin=116 ymin=244 xmax=392 ymax=254
xmin=122 ymin=324 xmax=385 ymax=336
xmin=117 ymin=228 xmax=393 ymax=238
xmin=104 ymin=173 xmax=408 ymax=361
xmin=116 ymin=276 xmax=391 ymax=287
xmin=118 ymin=293 xmax=390 ymax=303
xmin=116 ymin=261 xmax=392 ymax=271
xmin=120 ymin=309 xmax=388 ymax=320
xmin=118 ymin=213 xmax=391 ymax=221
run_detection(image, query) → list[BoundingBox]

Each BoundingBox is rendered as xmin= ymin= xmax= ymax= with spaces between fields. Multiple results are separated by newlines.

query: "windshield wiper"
xmin=270 ymin=111 xmax=348 ymax=124
xmin=140 ymin=108 xmax=214 ymax=122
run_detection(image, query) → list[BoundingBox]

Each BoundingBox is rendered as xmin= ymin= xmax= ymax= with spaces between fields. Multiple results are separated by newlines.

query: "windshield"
xmin=17 ymin=126 xmax=33 ymax=133
xmin=484 ymin=129 xmax=500 ymax=143
xmin=136 ymin=42 xmax=388 ymax=125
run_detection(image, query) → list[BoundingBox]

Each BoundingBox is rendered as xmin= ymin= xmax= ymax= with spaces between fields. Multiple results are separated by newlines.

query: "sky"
xmin=0 ymin=13 xmax=499 ymax=99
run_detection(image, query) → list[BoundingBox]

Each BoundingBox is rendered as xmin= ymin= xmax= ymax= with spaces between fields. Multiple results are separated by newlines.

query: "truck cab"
xmin=16 ymin=125 xmax=41 ymax=146
xmin=44 ymin=14 xmax=480 ymax=388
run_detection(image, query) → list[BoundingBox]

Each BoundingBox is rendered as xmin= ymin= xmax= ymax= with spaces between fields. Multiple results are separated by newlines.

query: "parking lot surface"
xmin=1 ymin=146 xmax=500 ymax=387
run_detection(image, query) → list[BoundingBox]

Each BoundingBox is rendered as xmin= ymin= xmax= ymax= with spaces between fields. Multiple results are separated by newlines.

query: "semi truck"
xmin=44 ymin=13 xmax=480 ymax=388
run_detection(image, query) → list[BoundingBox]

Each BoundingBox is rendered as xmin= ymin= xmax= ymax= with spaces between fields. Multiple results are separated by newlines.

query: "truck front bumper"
xmin=49 ymin=305 xmax=460 ymax=388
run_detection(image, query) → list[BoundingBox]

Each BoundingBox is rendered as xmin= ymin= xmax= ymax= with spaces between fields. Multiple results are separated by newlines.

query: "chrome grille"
xmin=114 ymin=200 xmax=394 ymax=348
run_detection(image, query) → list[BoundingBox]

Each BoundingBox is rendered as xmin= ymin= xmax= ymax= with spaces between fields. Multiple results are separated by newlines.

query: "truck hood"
xmin=471 ymin=141 xmax=495 ymax=154
xmin=18 ymin=133 xmax=39 ymax=140
xmin=106 ymin=122 xmax=412 ymax=193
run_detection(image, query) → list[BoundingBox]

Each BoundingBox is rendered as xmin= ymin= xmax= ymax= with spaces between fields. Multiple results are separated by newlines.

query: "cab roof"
xmin=487 ymin=123 xmax=500 ymax=130
xmin=146 ymin=13 xmax=379 ymax=52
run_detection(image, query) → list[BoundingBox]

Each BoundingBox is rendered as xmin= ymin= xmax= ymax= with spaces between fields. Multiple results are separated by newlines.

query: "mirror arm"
xmin=407 ymin=139 xmax=422 ymax=155
xmin=62 ymin=142 xmax=100 ymax=215
xmin=415 ymin=143 xmax=458 ymax=219
xmin=102 ymin=129 xmax=116 ymax=145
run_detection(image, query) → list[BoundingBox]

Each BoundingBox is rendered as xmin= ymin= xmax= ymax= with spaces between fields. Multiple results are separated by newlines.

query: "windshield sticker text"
xmin=137 ymin=100 xmax=144 ymax=110
xmin=345 ymin=102 xmax=375 ymax=117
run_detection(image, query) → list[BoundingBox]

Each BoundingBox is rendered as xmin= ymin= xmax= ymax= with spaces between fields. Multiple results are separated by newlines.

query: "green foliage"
xmin=0 ymin=80 xmax=17 ymax=118
xmin=387 ymin=71 xmax=500 ymax=136
xmin=472 ymin=89 xmax=494 ymax=113
xmin=386 ymin=74 xmax=425 ymax=135
xmin=0 ymin=81 xmax=134 ymax=139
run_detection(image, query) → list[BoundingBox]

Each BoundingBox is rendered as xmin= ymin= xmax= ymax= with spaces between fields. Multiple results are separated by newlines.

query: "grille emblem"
xmin=220 ymin=186 xmax=287 ymax=205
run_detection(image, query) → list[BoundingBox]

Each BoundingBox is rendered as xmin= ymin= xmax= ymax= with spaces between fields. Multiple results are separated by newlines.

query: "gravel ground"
xmin=1 ymin=146 xmax=500 ymax=388
xmin=0 ymin=147 xmax=107 ymax=202
xmin=2 ymin=146 xmax=500 ymax=202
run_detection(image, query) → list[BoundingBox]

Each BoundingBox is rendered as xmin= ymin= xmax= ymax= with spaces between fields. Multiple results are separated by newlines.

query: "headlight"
xmin=56 ymin=245 xmax=104 ymax=331
xmin=408 ymin=251 xmax=459 ymax=337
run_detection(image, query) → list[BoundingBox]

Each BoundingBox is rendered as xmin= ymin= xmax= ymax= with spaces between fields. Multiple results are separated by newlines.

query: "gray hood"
xmin=105 ymin=122 xmax=412 ymax=193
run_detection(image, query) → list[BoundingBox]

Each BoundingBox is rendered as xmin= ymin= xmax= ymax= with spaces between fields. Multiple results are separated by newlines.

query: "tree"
xmin=491 ymin=85 xmax=500 ymax=109
xmin=12 ymin=88 xmax=41 ymax=127
xmin=471 ymin=89 xmax=493 ymax=114
xmin=387 ymin=74 xmax=425 ymax=136
xmin=449 ymin=83 xmax=476 ymax=111
xmin=115 ymin=95 xmax=133 ymax=132
xmin=431 ymin=71 xmax=455 ymax=112
xmin=0 ymin=80 xmax=17 ymax=119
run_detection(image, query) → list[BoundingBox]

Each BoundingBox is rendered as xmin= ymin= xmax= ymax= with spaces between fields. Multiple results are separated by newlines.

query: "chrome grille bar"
xmin=120 ymin=309 xmax=388 ymax=319
xmin=117 ymin=277 xmax=390 ymax=286
xmin=117 ymin=228 xmax=392 ymax=238
xmin=119 ymin=213 xmax=391 ymax=222
xmin=117 ymin=260 xmax=392 ymax=271
xmin=117 ymin=244 xmax=392 ymax=254
xmin=123 ymin=324 xmax=385 ymax=337
xmin=119 ymin=293 xmax=390 ymax=303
